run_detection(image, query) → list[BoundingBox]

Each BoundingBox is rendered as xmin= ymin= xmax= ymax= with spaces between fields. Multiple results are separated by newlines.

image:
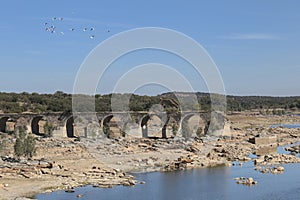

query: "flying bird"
xmin=49 ymin=26 xmax=56 ymax=33
xmin=43 ymin=17 xmax=102 ymax=39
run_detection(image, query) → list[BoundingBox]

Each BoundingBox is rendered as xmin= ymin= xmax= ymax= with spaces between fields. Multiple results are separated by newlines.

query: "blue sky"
xmin=1 ymin=0 xmax=299 ymax=96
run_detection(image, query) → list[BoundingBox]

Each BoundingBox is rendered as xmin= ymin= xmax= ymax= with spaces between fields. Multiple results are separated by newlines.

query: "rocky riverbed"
xmin=285 ymin=144 xmax=300 ymax=154
xmin=0 ymin=138 xmax=136 ymax=200
xmin=0 ymin=113 xmax=299 ymax=200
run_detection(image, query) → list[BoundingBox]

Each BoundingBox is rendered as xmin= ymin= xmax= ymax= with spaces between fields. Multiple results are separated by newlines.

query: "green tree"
xmin=13 ymin=127 xmax=36 ymax=159
xmin=24 ymin=134 xmax=36 ymax=158
xmin=14 ymin=138 xmax=24 ymax=158
xmin=18 ymin=127 xmax=26 ymax=141
xmin=44 ymin=122 xmax=54 ymax=137
xmin=172 ymin=123 xmax=178 ymax=136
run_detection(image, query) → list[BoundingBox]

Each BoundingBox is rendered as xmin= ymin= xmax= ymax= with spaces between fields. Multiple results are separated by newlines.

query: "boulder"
xmin=277 ymin=166 xmax=285 ymax=171
xmin=234 ymin=177 xmax=258 ymax=186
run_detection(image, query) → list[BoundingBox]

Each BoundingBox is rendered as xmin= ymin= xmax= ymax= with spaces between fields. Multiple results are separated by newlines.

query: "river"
xmin=270 ymin=124 xmax=300 ymax=129
xmin=36 ymin=145 xmax=300 ymax=200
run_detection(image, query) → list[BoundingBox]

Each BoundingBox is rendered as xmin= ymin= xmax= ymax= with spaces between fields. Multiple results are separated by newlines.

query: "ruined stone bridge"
xmin=0 ymin=111 xmax=224 ymax=139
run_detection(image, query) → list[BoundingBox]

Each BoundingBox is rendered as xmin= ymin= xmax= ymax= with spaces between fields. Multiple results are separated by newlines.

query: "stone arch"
xmin=66 ymin=116 xmax=74 ymax=138
xmin=102 ymin=115 xmax=113 ymax=136
xmin=0 ymin=117 xmax=9 ymax=133
xmin=140 ymin=115 xmax=150 ymax=138
xmin=140 ymin=114 xmax=163 ymax=138
xmin=102 ymin=115 xmax=121 ymax=138
xmin=180 ymin=113 xmax=206 ymax=138
xmin=31 ymin=116 xmax=47 ymax=135
xmin=102 ymin=115 xmax=113 ymax=127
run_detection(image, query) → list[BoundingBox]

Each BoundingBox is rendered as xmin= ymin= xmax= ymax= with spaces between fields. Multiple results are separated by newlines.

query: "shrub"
xmin=24 ymin=134 xmax=36 ymax=158
xmin=14 ymin=138 xmax=24 ymax=158
xmin=13 ymin=128 xmax=36 ymax=159
xmin=196 ymin=127 xmax=203 ymax=137
xmin=172 ymin=123 xmax=178 ymax=136
xmin=44 ymin=122 xmax=54 ymax=137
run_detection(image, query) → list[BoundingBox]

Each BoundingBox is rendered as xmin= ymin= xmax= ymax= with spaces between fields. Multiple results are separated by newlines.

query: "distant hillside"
xmin=0 ymin=91 xmax=299 ymax=113
xmin=161 ymin=92 xmax=300 ymax=112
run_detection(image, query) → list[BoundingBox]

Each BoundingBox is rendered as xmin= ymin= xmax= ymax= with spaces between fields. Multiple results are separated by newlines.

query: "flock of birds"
xmin=44 ymin=16 xmax=110 ymax=39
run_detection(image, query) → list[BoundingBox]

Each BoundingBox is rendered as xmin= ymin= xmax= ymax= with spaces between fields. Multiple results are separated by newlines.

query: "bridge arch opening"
xmin=140 ymin=114 xmax=163 ymax=138
xmin=180 ymin=114 xmax=206 ymax=138
xmin=66 ymin=117 xmax=74 ymax=138
xmin=31 ymin=116 xmax=47 ymax=135
xmin=102 ymin=115 xmax=122 ymax=138
xmin=0 ymin=117 xmax=15 ymax=133
xmin=0 ymin=117 xmax=9 ymax=133
xmin=141 ymin=115 xmax=150 ymax=138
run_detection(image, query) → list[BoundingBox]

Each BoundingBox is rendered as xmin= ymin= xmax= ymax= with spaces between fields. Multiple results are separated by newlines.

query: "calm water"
xmin=271 ymin=124 xmax=300 ymax=128
xmin=277 ymin=141 xmax=300 ymax=157
xmin=36 ymin=124 xmax=300 ymax=200
xmin=36 ymin=160 xmax=300 ymax=200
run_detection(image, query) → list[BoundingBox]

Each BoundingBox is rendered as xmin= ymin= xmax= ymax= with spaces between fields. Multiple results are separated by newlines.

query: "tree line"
xmin=0 ymin=91 xmax=299 ymax=113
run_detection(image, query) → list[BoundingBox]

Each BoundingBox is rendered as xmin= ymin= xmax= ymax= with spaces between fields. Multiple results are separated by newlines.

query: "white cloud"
xmin=221 ymin=33 xmax=279 ymax=40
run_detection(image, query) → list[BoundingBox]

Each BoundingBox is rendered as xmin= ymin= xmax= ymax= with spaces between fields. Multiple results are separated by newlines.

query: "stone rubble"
xmin=234 ymin=177 xmax=258 ymax=186
xmin=285 ymin=145 xmax=300 ymax=154
xmin=254 ymin=154 xmax=300 ymax=166
xmin=254 ymin=165 xmax=285 ymax=174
